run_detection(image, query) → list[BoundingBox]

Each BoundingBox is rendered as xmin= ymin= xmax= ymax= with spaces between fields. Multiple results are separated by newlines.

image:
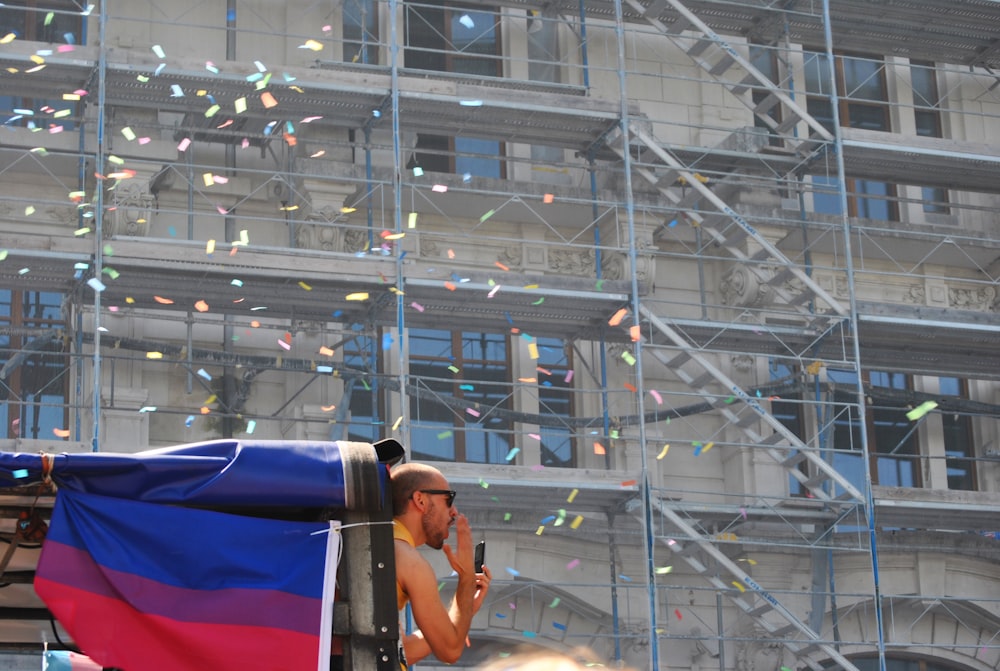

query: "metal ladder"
xmin=622 ymin=0 xmax=833 ymax=157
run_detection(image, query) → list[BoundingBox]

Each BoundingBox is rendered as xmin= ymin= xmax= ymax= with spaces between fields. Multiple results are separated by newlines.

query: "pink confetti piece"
xmin=177 ymin=137 xmax=191 ymax=151
xmin=566 ymin=558 xmax=580 ymax=570
xmin=564 ymin=369 xmax=574 ymax=383
xmin=277 ymin=339 xmax=291 ymax=351
xmin=528 ymin=433 xmax=540 ymax=440
xmin=650 ymin=389 xmax=662 ymax=404
xmin=466 ymin=407 xmax=480 ymax=417
xmin=410 ymin=301 xmax=425 ymax=312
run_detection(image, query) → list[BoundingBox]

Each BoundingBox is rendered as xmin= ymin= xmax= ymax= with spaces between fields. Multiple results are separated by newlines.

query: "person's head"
xmin=390 ymin=462 xmax=457 ymax=549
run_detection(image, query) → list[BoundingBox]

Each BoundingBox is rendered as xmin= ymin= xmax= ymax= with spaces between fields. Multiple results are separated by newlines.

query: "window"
xmin=804 ymin=51 xmax=897 ymax=220
xmin=404 ymin=2 xmax=503 ymax=177
xmin=911 ymin=61 xmax=949 ymax=214
xmin=0 ymin=2 xmax=83 ymax=130
xmin=0 ymin=290 xmax=68 ymax=439
xmin=343 ymin=333 xmax=382 ymax=443
xmin=343 ymin=0 xmax=378 ymax=64
xmin=828 ymin=369 xmax=921 ymax=496
xmin=409 ymin=329 xmax=512 ymax=463
xmin=938 ymin=377 xmax=976 ymax=491
xmin=535 ymin=337 xmax=575 ymax=467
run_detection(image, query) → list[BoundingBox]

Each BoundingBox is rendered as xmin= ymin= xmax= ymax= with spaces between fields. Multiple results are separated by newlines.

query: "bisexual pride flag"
xmin=35 ymin=488 xmax=340 ymax=671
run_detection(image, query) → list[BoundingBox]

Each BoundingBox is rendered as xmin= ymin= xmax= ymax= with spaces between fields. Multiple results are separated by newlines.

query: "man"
xmin=391 ymin=463 xmax=492 ymax=667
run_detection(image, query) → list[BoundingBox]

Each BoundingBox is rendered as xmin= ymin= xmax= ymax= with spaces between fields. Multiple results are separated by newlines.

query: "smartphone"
xmin=474 ymin=540 xmax=486 ymax=572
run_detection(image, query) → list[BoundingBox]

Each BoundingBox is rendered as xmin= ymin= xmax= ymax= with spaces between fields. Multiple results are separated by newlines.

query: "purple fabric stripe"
xmin=40 ymin=540 xmax=323 ymax=636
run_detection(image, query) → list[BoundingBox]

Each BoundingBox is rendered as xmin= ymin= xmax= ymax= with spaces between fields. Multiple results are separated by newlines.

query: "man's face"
xmin=420 ymin=482 xmax=456 ymax=550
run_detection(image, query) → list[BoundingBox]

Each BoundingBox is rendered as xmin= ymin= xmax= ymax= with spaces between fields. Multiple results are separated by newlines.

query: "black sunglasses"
xmin=418 ymin=489 xmax=456 ymax=508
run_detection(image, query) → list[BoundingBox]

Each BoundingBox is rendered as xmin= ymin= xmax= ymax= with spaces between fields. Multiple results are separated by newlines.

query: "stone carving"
xmin=949 ymin=285 xmax=997 ymax=311
xmin=497 ymin=245 xmax=522 ymax=271
xmin=296 ymin=206 xmax=342 ymax=252
xmin=107 ymin=180 xmax=153 ymax=237
xmin=550 ymin=248 xmax=596 ymax=276
xmin=343 ymin=228 xmax=369 ymax=254
xmin=720 ymin=265 xmax=769 ymax=307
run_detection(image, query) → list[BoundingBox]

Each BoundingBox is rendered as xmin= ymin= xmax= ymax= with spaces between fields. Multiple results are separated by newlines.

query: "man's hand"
xmin=441 ymin=514 xmax=475 ymax=578
xmin=473 ymin=565 xmax=492 ymax=613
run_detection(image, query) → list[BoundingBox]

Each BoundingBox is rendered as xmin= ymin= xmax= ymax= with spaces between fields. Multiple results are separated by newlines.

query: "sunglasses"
xmin=418 ymin=489 xmax=457 ymax=508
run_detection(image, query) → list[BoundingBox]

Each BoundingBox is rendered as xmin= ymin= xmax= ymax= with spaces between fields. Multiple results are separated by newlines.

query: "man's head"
xmin=390 ymin=462 xmax=457 ymax=549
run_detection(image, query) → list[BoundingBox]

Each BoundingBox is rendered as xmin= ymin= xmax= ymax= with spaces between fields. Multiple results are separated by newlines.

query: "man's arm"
xmin=396 ymin=517 xmax=477 ymax=664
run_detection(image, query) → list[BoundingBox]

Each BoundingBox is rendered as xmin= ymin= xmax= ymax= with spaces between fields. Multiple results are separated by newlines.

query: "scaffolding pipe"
xmin=821 ymin=2 xmax=887 ymax=670
xmin=90 ymin=0 xmax=108 ymax=452
xmin=611 ymin=0 xmax=659 ymax=665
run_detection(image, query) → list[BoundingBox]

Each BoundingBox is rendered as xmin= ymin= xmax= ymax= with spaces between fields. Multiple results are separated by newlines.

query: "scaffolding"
xmin=1 ymin=0 xmax=1000 ymax=669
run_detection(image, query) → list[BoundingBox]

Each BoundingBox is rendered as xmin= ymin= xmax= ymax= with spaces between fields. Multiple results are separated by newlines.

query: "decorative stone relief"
xmin=497 ymin=245 xmax=522 ymax=272
xmin=107 ymin=180 xmax=153 ymax=237
xmin=720 ymin=264 xmax=770 ymax=308
xmin=296 ymin=205 xmax=342 ymax=252
xmin=949 ymin=285 xmax=997 ymax=311
xmin=550 ymin=248 xmax=596 ymax=276
xmin=343 ymin=228 xmax=369 ymax=254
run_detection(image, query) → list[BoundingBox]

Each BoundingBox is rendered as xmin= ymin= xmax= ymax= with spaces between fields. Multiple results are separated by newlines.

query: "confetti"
xmin=12 ymin=469 xmax=29 ymax=479
xmin=543 ymin=193 xmax=554 ymax=204
xmin=86 ymin=277 xmax=105 ymax=292
xmin=53 ymin=428 xmax=71 ymax=438
xmin=567 ymin=488 xmax=578 ymax=503
xmin=731 ymin=581 xmax=745 ymax=593
xmin=121 ymin=127 xmax=136 ymax=141
xmin=650 ymin=389 xmax=662 ymax=404
xmin=152 ymin=44 xmax=165 ymax=58
xmin=504 ymin=447 xmax=519 ymax=461
xmin=654 ymin=566 xmax=673 ymax=574
xmin=621 ymin=351 xmax=636 ymax=365
xmin=260 ymin=91 xmax=278 ymax=108
xmin=566 ymin=558 xmax=580 ymax=570
xmin=298 ymin=281 xmax=312 ymax=291
xmin=346 ymin=292 xmax=369 ymax=301
xmin=608 ymin=307 xmax=628 ymax=326
xmin=906 ymin=400 xmax=938 ymax=421
xmin=656 ymin=444 xmax=670 ymax=459
xmin=410 ymin=302 xmax=424 ymax=312
xmin=194 ymin=300 xmax=209 ymax=312
xmin=674 ymin=609 xmax=683 ymax=620
xmin=593 ymin=441 xmax=606 ymax=455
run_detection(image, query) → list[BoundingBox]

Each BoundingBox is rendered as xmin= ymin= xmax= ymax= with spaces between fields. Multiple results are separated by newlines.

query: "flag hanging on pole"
xmin=35 ymin=489 xmax=340 ymax=671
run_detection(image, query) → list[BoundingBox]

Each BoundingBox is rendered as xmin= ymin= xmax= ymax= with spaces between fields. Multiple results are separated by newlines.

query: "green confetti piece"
xmin=504 ymin=512 xmax=512 ymax=522
xmin=548 ymin=597 xmax=561 ymax=608
xmin=906 ymin=400 xmax=938 ymax=421
xmin=621 ymin=351 xmax=636 ymax=366
xmin=437 ymin=430 xmax=453 ymax=439
xmin=479 ymin=209 xmax=495 ymax=223
xmin=532 ymin=297 xmax=545 ymax=305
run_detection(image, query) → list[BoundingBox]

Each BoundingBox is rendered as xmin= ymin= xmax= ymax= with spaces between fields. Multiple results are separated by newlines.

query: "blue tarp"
xmin=0 ymin=438 xmax=402 ymax=508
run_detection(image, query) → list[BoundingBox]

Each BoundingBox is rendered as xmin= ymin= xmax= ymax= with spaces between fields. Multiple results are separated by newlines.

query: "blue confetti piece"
xmin=184 ymin=415 xmax=195 ymax=427
xmin=197 ymin=368 xmax=211 ymax=380
xmin=552 ymin=621 xmax=567 ymax=631
xmin=332 ymin=310 xmax=343 ymax=318
xmin=522 ymin=631 xmax=537 ymax=638
xmin=540 ymin=515 xmax=556 ymax=525
xmin=619 ymin=574 xmax=633 ymax=582
xmin=317 ymin=365 xmax=333 ymax=373
xmin=505 ymin=567 xmax=520 ymax=577
xmin=382 ymin=333 xmax=393 ymax=350
xmin=12 ymin=469 xmax=29 ymax=479
xmin=459 ymin=384 xmax=474 ymax=391
xmin=504 ymin=312 xmax=513 ymax=325
xmin=495 ymin=613 xmax=507 ymax=619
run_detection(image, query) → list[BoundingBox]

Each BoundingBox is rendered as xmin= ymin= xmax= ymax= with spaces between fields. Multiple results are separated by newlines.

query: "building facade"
xmin=1 ymin=0 xmax=999 ymax=669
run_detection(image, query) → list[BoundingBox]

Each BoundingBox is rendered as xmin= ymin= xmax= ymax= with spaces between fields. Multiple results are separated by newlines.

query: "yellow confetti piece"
xmin=146 ymin=351 xmax=164 ymax=359
xmin=570 ymin=515 xmax=583 ymax=529
xmin=0 ymin=33 xmax=16 ymax=44
xmin=701 ymin=441 xmax=714 ymax=453
xmin=234 ymin=97 xmax=247 ymax=114
xmin=121 ymin=127 xmax=136 ymax=141
xmin=299 ymin=281 xmax=312 ymax=291
xmin=392 ymin=416 xmax=403 ymax=431
xmin=302 ymin=39 xmax=324 ymax=51
xmin=29 ymin=54 xmax=45 ymax=65
xmin=528 ymin=342 xmax=539 ymax=360
xmin=731 ymin=581 xmax=745 ymax=593
xmin=205 ymin=239 xmax=216 ymax=254
xmin=656 ymin=444 xmax=670 ymax=459
xmin=535 ymin=526 xmax=545 ymax=536
xmin=654 ymin=566 xmax=673 ymax=574
xmin=346 ymin=292 xmax=369 ymax=301
xmin=25 ymin=206 xmax=35 ymax=216
xmin=567 ymin=488 xmax=578 ymax=503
